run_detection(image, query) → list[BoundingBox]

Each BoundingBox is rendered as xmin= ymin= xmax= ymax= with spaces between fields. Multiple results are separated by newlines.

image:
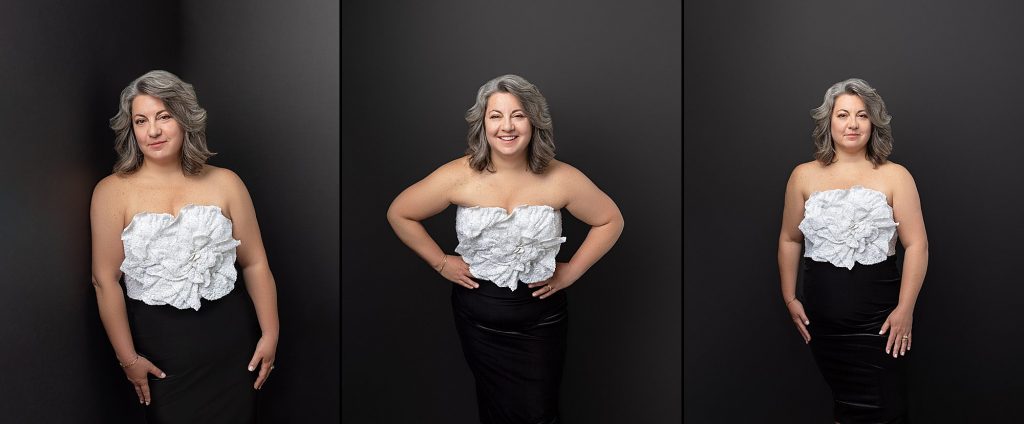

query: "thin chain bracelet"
xmin=119 ymin=354 xmax=142 ymax=368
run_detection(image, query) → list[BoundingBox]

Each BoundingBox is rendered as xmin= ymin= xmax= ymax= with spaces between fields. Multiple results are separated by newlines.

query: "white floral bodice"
xmin=120 ymin=204 xmax=241 ymax=311
xmin=798 ymin=186 xmax=899 ymax=270
xmin=454 ymin=205 xmax=567 ymax=291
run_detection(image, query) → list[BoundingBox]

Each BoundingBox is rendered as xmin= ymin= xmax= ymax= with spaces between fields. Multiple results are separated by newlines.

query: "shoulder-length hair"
xmin=810 ymin=78 xmax=893 ymax=167
xmin=465 ymin=74 xmax=555 ymax=174
xmin=109 ymin=70 xmax=214 ymax=175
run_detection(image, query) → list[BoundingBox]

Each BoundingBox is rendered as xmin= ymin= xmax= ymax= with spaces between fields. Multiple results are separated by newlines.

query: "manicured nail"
xmin=160 ymin=373 xmax=166 ymax=378
xmin=248 ymin=366 xmax=255 ymax=371
xmin=145 ymin=401 xmax=150 ymax=406
xmin=804 ymin=320 xmax=809 ymax=325
xmin=886 ymin=349 xmax=890 ymax=354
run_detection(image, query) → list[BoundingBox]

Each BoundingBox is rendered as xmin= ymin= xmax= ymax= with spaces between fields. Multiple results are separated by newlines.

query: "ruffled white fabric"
xmin=454 ymin=205 xmax=566 ymax=291
xmin=120 ymin=204 xmax=241 ymax=311
xmin=799 ymin=186 xmax=899 ymax=270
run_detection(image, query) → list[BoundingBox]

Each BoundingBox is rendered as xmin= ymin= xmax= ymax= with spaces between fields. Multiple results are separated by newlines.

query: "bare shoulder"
xmin=546 ymin=159 xmax=587 ymax=183
xmin=203 ymin=165 xmax=246 ymax=189
xmin=879 ymin=161 xmax=916 ymax=184
xmin=787 ymin=160 xmax=821 ymax=191
xmin=432 ymin=156 xmax=476 ymax=184
xmin=92 ymin=173 xmax=128 ymax=203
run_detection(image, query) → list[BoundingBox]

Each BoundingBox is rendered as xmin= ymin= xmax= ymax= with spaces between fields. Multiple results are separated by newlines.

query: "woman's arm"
xmin=881 ymin=165 xmax=928 ymax=357
xmin=387 ymin=160 xmax=478 ymax=289
xmin=224 ymin=170 xmax=280 ymax=389
xmin=779 ymin=165 xmax=810 ymax=343
xmin=529 ymin=165 xmax=623 ymax=299
xmin=91 ymin=176 xmax=165 ymax=405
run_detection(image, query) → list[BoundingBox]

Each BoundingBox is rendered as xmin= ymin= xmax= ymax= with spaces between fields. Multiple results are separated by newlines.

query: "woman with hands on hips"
xmin=778 ymin=78 xmax=927 ymax=423
xmin=91 ymin=70 xmax=279 ymax=423
xmin=387 ymin=74 xmax=623 ymax=424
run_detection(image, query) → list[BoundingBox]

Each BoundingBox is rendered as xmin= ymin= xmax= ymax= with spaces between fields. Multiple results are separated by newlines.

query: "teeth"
xmin=499 ymin=136 xmax=516 ymax=141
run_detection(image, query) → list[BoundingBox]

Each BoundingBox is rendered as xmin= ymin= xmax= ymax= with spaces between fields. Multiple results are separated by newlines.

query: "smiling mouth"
xmin=149 ymin=140 xmax=167 ymax=146
xmin=498 ymin=136 xmax=517 ymax=141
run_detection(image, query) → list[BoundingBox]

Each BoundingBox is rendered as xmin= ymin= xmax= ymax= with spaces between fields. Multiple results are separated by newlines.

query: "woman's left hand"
xmin=879 ymin=305 xmax=914 ymax=358
xmin=248 ymin=334 xmax=279 ymax=390
xmin=528 ymin=262 xmax=578 ymax=299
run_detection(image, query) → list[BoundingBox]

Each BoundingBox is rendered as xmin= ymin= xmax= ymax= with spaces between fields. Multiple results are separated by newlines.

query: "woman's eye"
xmin=490 ymin=115 xmax=500 ymax=119
xmin=159 ymin=115 xmax=171 ymax=120
xmin=135 ymin=119 xmax=145 ymax=125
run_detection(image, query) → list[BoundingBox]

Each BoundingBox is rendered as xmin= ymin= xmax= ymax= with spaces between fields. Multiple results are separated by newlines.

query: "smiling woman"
xmin=387 ymin=74 xmax=624 ymax=423
xmin=91 ymin=70 xmax=280 ymax=423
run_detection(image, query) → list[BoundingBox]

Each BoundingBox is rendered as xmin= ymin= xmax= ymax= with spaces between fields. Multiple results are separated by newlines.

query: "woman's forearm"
xmin=778 ymin=239 xmax=803 ymax=302
xmin=243 ymin=264 xmax=280 ymax=338
xmin=388 ymin=215 xmax=446 ymax=269
xmin=565 ymin=217 xmax=623 ymax=279
xmin=93 ymin=279 xmax=139 ymax=363
xmin=897 ymin=243 xmax=928 ymax=310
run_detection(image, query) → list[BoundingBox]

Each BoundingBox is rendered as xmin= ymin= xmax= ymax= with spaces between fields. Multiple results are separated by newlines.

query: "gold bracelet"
xmin=436 ymin=254 xmax=448 ymax=273
xmin=119 ymin=354 xmax=142 ymax=368
xmin=785 ymin=297 xmax=798 ymax=306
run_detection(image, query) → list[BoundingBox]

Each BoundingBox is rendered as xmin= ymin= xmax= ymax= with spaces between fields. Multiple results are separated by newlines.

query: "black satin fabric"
xmin=803 ymin=255 xmax=908 ymax=424
xmin=127 ymin=281 xmax=260 ymax=424
xmin=451 ymin=278 xmax=568 ymax=424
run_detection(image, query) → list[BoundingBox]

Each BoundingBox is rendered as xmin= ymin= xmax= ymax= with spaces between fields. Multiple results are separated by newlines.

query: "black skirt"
xmin=127 ymin=281 xmax=260 ymax=424
xmin=803 ymin=256 xmax=908 ymax=423
xmin=451 ymin=278 xmax=568 ymax=424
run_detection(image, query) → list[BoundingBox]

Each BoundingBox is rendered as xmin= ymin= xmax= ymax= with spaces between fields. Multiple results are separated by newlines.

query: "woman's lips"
xmin=149 ymin=140 xmax=167 ymax=147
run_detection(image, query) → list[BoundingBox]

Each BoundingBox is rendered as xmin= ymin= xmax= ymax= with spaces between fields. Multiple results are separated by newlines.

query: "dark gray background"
xmin=0 ymin=0 xmax=338 ymax=422
xmin=685 ymin=1 xmax=1024 ymax=422
xmin=342 ymin=0 xmax=680 ymax=422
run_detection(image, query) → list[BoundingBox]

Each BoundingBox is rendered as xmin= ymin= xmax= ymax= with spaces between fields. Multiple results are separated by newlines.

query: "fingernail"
xmin=804 ymin=321 xmax=809 ymax=325
xmin=248 ymin=366 xmax=255 ymax=371
xmin=886 ymin=349 xmax=890 ymax=354
xmin=160 ymin=373 xmax=166 ymax=378
xmin=146 ymin=401 xmax=150 ymax=406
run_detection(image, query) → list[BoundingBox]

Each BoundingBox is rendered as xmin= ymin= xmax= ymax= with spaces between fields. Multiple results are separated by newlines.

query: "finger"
xmin=255 ymin=362 xmax=271 ymax=390
xmin=460 ymin=276 xmax=477 ymax=289
xmin=797 ymin=322 xmax=810 ymax=343
xmin=885 ymin=332 xmax=895 ymax=355
xmin=465 ymin=275 xmax=479 ymax=288
xmin=141 ymin=382 xmax=151 ymax=406
xmin=900 ymin=335 xmax=908 ymax=356
xmin=878 ymin=321 xmax=889 ymax=335
xmin=248 ymin=352 xmax=262 ymax=372
xmin=907 ymin=334 xmax=912 ymax=351
xmin=799 ymin=312 xmax=810 ymax=326
xmin=149 ymin=366 xmax=166 ymax=379
xmin=133 ymin=384 xmax=144 ymax=404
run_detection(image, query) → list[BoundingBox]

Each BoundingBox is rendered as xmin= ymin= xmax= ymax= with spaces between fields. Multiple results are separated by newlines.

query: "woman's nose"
xmin=148 ymin=122 xmax=161 ymax=137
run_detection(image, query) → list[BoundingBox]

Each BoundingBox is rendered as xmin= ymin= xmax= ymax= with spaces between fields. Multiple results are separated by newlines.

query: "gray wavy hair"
xmin=465 ymin=74 xmax=555 ymax=173
xmin=109 ymin=70 xmax=214 ymax=175
xmin=810 ymin=78 xmax=893 ymax=167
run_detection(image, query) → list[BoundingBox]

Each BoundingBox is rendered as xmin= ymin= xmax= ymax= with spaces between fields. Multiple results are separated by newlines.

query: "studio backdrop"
xmin=342 ymin=0 xmax=681 ymax=422
xmin=686 ymin=1 xmax=1024 ymax=422
xmin=0 ymin=1 xmax=338 ymax=422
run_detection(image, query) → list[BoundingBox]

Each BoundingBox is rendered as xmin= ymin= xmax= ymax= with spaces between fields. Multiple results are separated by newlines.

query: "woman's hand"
xmin=123 ymin=355 xmax=165 ymax=405
xmin=880 ymin=305 xmax=913 ymax=358
xmin=786 ymin=299 xmax=811 ymax=344
xmin=528 ymin=262 xmax=579 ymax=299
xmin=248 ymin=334 xmax=278 ymax=390
xmin=439 ymin=255 xmax=479 ymax=289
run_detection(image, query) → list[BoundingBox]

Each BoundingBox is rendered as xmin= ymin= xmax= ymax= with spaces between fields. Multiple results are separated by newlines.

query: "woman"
xmin=778 ymin=78 xmax=928 ymax=423
xmin=90 ymin=70 xmax=279 ymax=423
xmin=387 ymin=74 xmax=623 ymax=423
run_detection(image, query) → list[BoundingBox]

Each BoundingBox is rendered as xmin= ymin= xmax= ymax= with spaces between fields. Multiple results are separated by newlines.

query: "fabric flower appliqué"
xmin=798 ymin=186 xmax=898 ymax=270
xmin=121 ymin=204 xmax=241 ymax=310
xmin=455 ymin=205 xmax=566 ymax=291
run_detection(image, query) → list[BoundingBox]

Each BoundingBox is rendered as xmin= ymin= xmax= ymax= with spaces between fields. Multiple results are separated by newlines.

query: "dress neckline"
xmin=458 ymin=204 xmax=558 ymax=215
xmin=123 ymin=204 xmax=231 ymax=234
xmin=807 ymin=185 xmax=891 ymax=207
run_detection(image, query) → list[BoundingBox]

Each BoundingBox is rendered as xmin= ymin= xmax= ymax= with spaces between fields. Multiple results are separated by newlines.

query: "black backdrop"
xmin=341 ymin=0 xmax=681 ymax=422
xmin=685 ymin=1 xmax=1024 ymax=422
xmin=0 ymin=0 xmax=338 ymax=422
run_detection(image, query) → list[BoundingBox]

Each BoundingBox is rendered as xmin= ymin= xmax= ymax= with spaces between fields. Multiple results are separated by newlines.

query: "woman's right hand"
xmin=787 ymin=299 xmax=811 ymax=344
xmin=123 ymin=356 xmax=166 ymax=406
xmin=439 ymin=255 xmax=479 ymax=289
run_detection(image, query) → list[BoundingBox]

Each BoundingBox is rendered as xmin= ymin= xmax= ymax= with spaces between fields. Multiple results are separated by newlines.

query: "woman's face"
xmin=132 ymin=94 xmax=183 ymax=163
xmin=484 ymin=92 xmax=532 ymax=158
xmin=830 ymin=94 xmax=872 ymax=152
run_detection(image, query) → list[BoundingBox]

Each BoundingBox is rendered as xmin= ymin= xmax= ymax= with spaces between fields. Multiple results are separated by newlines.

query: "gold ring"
xmin=902 ymin=335 xmax=909 ymax=339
